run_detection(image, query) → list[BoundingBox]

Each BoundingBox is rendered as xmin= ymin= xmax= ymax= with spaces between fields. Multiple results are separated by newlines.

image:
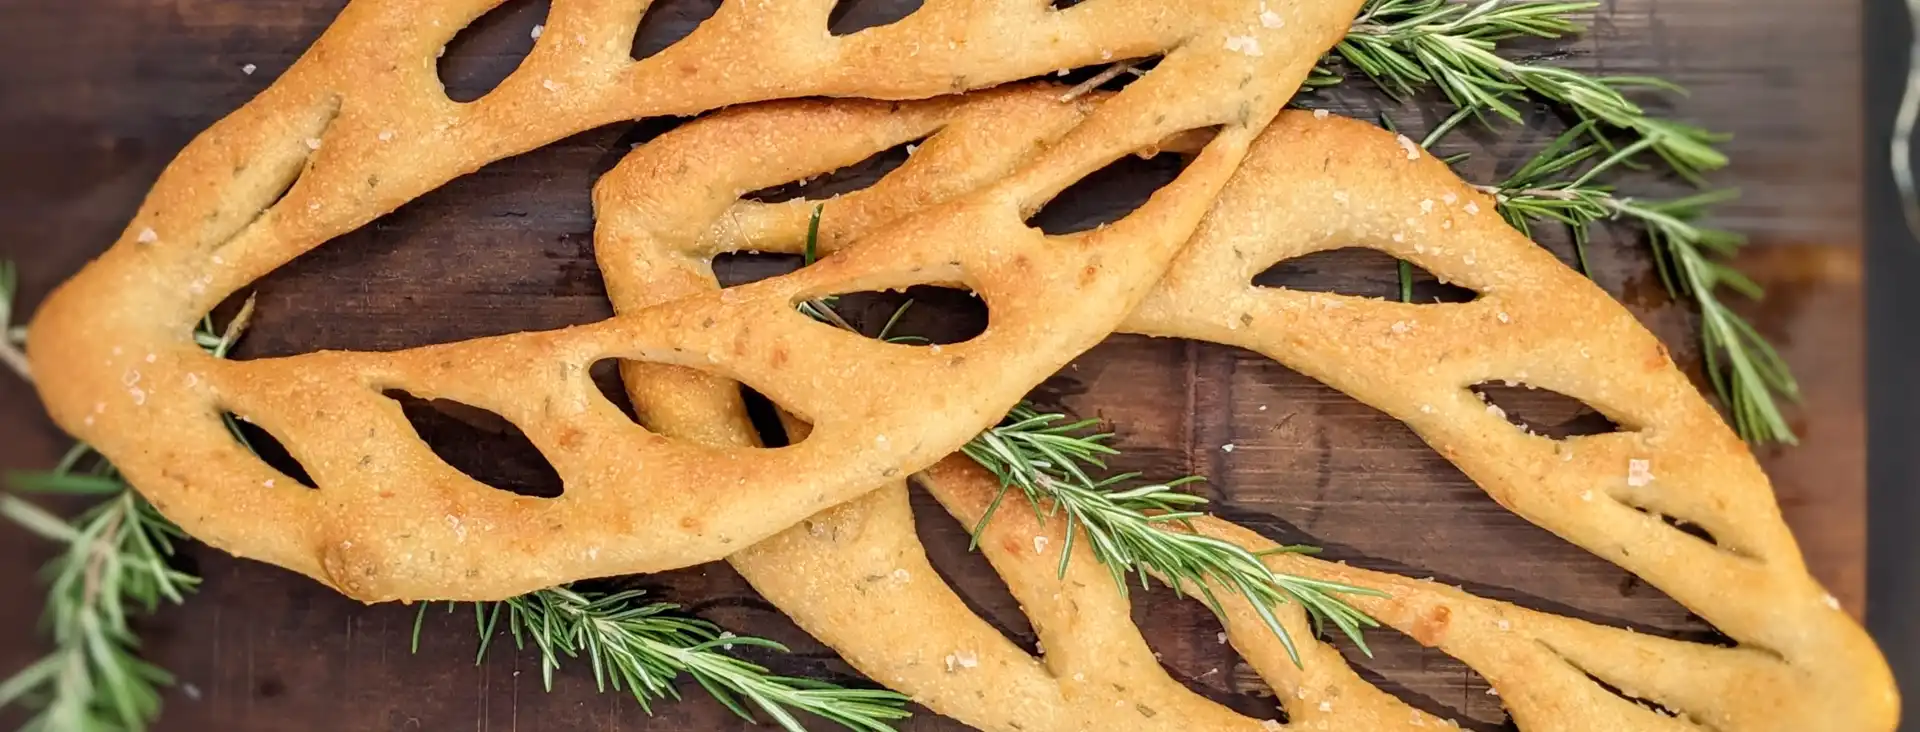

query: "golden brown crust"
xmin=594 ymin=94 xmax=1898 ymax=730
xmin=24 ymin=0 xmax=1355 ymax=601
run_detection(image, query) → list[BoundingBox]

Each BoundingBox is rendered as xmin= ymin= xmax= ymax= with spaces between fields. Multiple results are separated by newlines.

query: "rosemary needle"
xmin=792 ymin=208 xmax=1384 ymax=666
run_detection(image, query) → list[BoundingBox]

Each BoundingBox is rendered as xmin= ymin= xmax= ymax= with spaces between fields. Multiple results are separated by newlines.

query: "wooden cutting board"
xmin=0 ymin=1 xmax=1867 ymax=729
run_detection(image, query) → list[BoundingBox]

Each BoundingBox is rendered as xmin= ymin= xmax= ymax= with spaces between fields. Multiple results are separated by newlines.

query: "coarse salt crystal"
xmin=952 ymin=650 xmax=979 ymax=669
xmin=1318 ymin=701 xmax=1333 ymax=713
xmin=1823 ymin=594 xmax=1841 ymax=610
xmin=264 ymin=478 xmax=276 ymax=488
xmin=304 ymin=137 xmax=322 ymax=151
xmin=541 ymin=79 xmax=561 ymax=91
xmin=1420 ymin=404 xmax=1434 ymax=414
xmin=1486 ymin=404 xmax=1506 ymax=420
xmin=1390 ymin=321 xmax=1410 ymax=334
xmin=1224 ymin=35 xmax=1263 ymax=56
xmin=1496 ymin=311 xmax=1510 ymax=323
xmin=1260 ymin=9 xmax=1286 ymax=27
xmin=1313 ymin=108 xmax=1329 ymax=119
xmin=1259 ymin=405 xmax=1269 ymax=411
xmin=1627 ymin=458 xmax=1653 ymax=487
xmin=1419 ymin=199 xmax=1434 ymax=213
xmin=530 ymin=24 xmax=544 ymax=39
xmin=378 ymin=130 xmax=395 ymax=142
xmin=1442 ymin=192 xmax=1458 ymax=204
xmin=1396 ymin=134 xmax=1421 ymax=160
xmin=1581 ymin=490 xmax=1594 ymax=501
xmin=1216 ymin=632 xmax=1228 ymax=644
xmin=891 ymin=568 xmax=910 ymax=582
xmin=241 ymin=63 xmax=257 ymax=75
xmin=1221 ymin=443 xmax=1236 ymax=453
xmin=1332 ymin=190 xmax=1350 ymax=205
xmin=137 ymin=228 xmax=158 ymax=244
xmin=1496 ymin=619 xmax=1511 ymax=631
xmin=1033 ymin=535 xmax=1049 ymax=554
xmin=1464 ymin=201 xmax=1481 ymax=215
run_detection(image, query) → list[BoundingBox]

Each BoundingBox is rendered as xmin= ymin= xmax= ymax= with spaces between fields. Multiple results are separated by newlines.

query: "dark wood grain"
xmin=0 ymin=0 xmax=1866 ymax=730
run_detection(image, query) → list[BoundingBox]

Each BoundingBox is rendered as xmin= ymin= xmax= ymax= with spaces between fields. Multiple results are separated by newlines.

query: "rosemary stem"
xmin=0 ymin=338 xmax=29 ymax=382
xmin=1060 ymin=61 xmax=1141 ymax=102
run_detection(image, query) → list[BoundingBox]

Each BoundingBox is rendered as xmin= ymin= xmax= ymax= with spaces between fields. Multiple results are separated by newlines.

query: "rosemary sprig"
xmin=792 ymin=209 xmax=1383 ymax=664
xmin=417 ymin=589 xmax=910 ymax=732
xmin=1475 ymin=127 xmax=1800 ymax=443
xmin=962 ymin=406 xmax=1384 ymax=665
xmin=1335 ymin=0 xmax=1729 ymax=182
xmin=0 ymin=490 xmax=196 ymax=732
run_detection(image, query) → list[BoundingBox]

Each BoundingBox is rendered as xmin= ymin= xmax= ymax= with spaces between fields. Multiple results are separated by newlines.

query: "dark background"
xmin=1866 ymin=0 xmax=1919 ymax=727
xmin=0 ymin=0 xmax=1899 ymax=730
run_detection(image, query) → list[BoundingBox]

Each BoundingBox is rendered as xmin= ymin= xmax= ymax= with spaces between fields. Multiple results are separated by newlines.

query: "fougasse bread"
xmin=590 ymin=90 xmax=1900 ymax=731
xmin=23 ymin=0 xmax=1358 ymax=601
